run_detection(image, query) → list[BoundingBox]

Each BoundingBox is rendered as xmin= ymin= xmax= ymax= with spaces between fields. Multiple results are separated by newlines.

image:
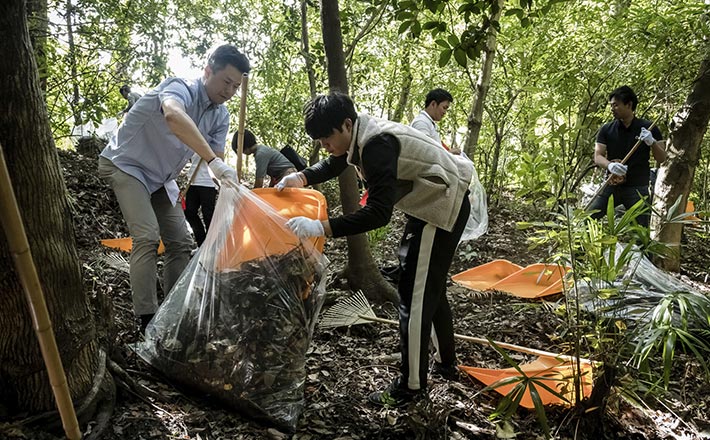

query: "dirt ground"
xmin=4 ymin=149 xmax=710 ymax=440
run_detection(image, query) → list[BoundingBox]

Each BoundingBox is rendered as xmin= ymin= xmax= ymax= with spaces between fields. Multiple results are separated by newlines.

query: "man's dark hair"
xmin=208 ymin=45 xmax=251 ymax=75
xmin=231 ymin=129 xmax=257 ymax=153
xmin=119 ymin=85 xmax=130 ymax=95
xmin=424 ymin=88 xmax=453 ymax=107
xmin=303 ymin=92 xmax=358 ymax=140
xmin=609 ymin=85 xmax=638 ymax=111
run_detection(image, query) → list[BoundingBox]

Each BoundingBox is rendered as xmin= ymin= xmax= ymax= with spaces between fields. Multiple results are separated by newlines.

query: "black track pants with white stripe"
xmin=397 ymin=194 xmax=471 ymax=390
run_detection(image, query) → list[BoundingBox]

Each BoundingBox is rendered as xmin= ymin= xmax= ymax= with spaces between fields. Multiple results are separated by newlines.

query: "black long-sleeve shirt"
xmin=301 ymin=134 xmax=399 ymax=238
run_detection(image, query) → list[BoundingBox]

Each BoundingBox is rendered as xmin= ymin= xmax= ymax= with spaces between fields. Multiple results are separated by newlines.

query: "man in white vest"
xmin=277 ymin=92 xmax=472 ymax=407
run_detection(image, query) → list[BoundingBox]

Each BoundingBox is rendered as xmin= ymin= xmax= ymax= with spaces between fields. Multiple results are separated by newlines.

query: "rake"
xmin=320 ymin=291 xmax=586 ymax=362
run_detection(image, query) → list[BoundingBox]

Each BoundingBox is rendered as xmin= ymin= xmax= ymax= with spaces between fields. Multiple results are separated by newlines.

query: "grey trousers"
xmin=98 ymin=157 xmax=192 ymax=315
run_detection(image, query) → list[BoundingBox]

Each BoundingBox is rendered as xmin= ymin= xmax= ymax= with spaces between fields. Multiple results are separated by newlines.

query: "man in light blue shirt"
xmin=98 ymin=44 xmax=250 ymax=333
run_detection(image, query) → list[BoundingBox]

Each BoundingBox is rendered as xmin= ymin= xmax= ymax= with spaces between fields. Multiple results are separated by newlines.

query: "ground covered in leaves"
xmin=10 ymin=149 xmax=710 ymax=439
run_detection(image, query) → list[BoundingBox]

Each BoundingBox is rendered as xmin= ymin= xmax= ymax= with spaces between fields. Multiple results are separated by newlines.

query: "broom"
xmin=320 ymin=291 xmax=588 ymax=363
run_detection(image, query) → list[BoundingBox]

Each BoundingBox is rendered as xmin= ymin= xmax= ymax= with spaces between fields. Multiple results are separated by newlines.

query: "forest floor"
xmin=6 ymin=149 xmax=710 ymax=440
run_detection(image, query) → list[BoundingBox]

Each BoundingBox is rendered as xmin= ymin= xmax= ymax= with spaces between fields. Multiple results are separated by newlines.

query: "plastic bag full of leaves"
xmin=133 ymin=184 xmax=328 ymax=432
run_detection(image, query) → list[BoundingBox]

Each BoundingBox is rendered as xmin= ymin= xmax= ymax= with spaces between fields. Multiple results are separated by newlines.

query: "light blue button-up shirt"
xmin=101 ymin=77 xmax=229 ymax=200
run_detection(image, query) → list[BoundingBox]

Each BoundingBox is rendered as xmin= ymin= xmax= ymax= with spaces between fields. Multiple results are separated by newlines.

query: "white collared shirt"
xmin=410 ymin=110 xmax=441 ymax=144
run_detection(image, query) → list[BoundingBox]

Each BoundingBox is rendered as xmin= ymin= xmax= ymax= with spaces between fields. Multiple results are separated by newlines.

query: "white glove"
xmin=607 ymin=162 xmax=628 ymax=176
xmin=286 ymin=216 xmax=324 ymax=238
xmin=639 ymin=127 xmax=656 ymax=146
xmin=276 ymin=173 xmax=305 ymax=191
xmin=208 ymin=158 xmax=237 ymax=182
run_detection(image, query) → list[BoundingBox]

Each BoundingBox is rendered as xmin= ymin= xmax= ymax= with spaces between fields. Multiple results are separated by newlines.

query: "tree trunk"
xmin=390 ymin=39 xmax=413 ymax=123
xmin=319 ymin=0 xmax=397 ymax=303
xmin=65 ymin=0 xmax=82 ymax=127
xmin=26 ymin=0 xmax=48 ymax=92
xmin=651 ymin=45 xmax=710 ymax=271
xmin=463 ymin=0 xmax=503 ymax=157
xmin=0 ymin=0 xmax=109 ymax=428
xmin=487 ymin=125 xmax=503 ymax=196
xmin=300 ymin=0 xmax=321 ymax=167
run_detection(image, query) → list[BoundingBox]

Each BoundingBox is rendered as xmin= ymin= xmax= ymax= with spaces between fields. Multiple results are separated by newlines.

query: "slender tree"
xmin=319 ymin=0 xmax=397 ymax=302
xmin=463 ymin=0 xmax=503 ymax=157
xmin=652 ymin=43 xmax=710 ymax=271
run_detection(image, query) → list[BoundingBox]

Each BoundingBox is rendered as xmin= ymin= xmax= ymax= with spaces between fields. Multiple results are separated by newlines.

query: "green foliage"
xmin=632 ymin=291 xmax=710 ymax=388
xmin=518 ymin=195 xmax=710 ymax=430
xmin=367 ymin=224 xmax=390 ymax=247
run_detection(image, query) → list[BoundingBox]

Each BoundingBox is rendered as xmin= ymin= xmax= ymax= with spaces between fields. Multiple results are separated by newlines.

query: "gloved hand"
xmin=208 ymin=157 xmax=237 ymax=182
xmin=286 ymin=216 xmax=324 ymax=238
xmin=639 ymin=127 xmax=656 ymax=146
xmin=607 ymin=162 xmax=628 ymax=176
xmin=276 ymin=173 xmax=306 ymax=191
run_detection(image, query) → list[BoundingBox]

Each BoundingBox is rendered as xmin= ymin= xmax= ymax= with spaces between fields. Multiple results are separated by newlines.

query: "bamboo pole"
xmin=584 ymin=120 xmax=658 ymax=211
xmin=0 ymin=145 xmax=82 ymax=440
xmin=357 ymin=314 xmax=591 ymax=364
xmin=235 ymin=73 xmax=249 ymax=182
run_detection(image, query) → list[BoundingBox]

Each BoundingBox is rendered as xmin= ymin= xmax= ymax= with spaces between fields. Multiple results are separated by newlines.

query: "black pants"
xmin=588 ymin=184 xmax=650 ymax=227
xmin=184 ymin=185 xmax=217 ymax=246
xmin=397 ymin=195 xmax=470 ymax=390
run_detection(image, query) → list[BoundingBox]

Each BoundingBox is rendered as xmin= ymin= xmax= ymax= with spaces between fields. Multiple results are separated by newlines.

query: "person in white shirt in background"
xmin=184 ymin=153 xmax=218 ymax=246
xmin=411 ymin=88 xmax=459 ymax=153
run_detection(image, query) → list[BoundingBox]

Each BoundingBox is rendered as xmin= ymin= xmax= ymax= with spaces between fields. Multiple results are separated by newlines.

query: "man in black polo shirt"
xmin=588 ymin=85 xmax=666 ymax=227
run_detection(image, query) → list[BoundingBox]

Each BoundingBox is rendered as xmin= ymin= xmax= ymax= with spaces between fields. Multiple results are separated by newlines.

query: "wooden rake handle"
xmin=235 ymin=73 xmax=249 ymax=183
xmin=359 ymin=314 xmax=588 ymax=364
xmin=584 ymin=120 xmax=658 ymax=211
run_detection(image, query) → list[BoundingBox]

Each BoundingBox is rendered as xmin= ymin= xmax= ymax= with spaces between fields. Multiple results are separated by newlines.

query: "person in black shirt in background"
xmin=588 ymin=85 xmax=666 ymax=227
xmin=277 ymin=92 xmax=473 ymax=407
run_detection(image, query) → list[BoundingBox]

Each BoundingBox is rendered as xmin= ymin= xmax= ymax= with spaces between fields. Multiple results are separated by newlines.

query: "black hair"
xmin=609 ymin=85 xmax=638 ymax=111
xmin=303 ymin=92 xmax=358 ymax=139
xmin=231 ymin=129 xmax=257 ymax=153
xmin=119 ymin=85 xmax=130 ymax=94
xmin=208 ymin=45 xmax=251 ymax=75
xmin=424 ymin=88 xmax=453 ymax=107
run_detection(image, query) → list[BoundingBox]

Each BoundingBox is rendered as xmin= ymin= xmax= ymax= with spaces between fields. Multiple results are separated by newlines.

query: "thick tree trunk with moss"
xmin=319 ymin=0 xmax=397 ymax=303
xmin=651 ymin=46 xmax=710 ymax=271
xmin=0 ymin=0 xmax=110 ymax=428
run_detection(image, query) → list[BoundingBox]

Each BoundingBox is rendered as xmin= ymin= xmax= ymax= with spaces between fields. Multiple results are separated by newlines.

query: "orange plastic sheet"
xmin=460 ymin=356 xmax=594 ymax=409
xmin=100 ymin=237 xmax=165 ymax=255
xmin=451 ymin=259 xmax=522 ymax=291
xmin=453 ymin=262 xmax=570 ymax=298
xmin=216 ymin=188 xmax=327 ymax=271
xmin=488 ymin=263 xmax=569 ymax=298
xmin=686 ymin=200 xmax=702 ymax=223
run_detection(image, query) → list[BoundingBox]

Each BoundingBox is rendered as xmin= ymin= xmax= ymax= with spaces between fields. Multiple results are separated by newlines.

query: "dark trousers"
xmin=397 ymin=195 xmax=470 ymax=390
xmin=588 ymin=184 xmax=650 ymax=227
xmin=184 ymin=185 xmax=217 ymax=246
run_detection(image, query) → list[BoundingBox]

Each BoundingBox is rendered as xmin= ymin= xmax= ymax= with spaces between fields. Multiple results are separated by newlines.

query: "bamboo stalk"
xmin=236 ymin=73 xmax=249 ymax=182
xmin=0 ymin=145 xmax=81 ymax=440
xmin=584 ymin=120 xmax=658 ymax=211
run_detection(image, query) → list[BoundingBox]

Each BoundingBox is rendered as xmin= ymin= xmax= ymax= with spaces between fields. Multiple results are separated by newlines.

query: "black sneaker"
xmin=431 ymin=362 xmax=461 ymax=381
xmin=368 ymin=377 xmax=426 ymax=408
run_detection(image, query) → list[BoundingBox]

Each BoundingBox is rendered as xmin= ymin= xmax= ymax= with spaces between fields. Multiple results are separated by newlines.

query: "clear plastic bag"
xmin=576 ymin=243 xmax=709 ymax=330
xmin=460 ymin=156 xmax=488 ymax=241
xmin=133 ymin=185 xmax=328 ymax=432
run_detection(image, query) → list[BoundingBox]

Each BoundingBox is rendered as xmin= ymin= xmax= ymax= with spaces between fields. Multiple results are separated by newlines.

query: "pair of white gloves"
xmin=606 ymin=127 xmax=656 ymax=176
xmin=275 ymin=173 xmax=325 ymax=238
xmin=209 ymin=163 xmax=323 ymax=238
